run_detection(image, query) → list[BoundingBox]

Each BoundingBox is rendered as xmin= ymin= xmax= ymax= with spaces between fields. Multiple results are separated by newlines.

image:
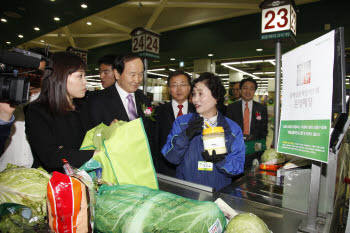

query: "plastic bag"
xmin=47 ymin=171 xmax=93 ymax=233
xmin=80 ymin=119 xmax=158 ymax=190
xmin=95 ymin=184 xmax=226 ymax=233
xmin=0 ymin=203 xmax=49 ymax=233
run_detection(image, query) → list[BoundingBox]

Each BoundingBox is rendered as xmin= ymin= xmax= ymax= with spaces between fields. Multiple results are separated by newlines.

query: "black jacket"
xmin=226 ymin=100 xmax=268 ymax=141
xmin=154 ymin=101 xmax=195 ymax=176
xmin=86 ymin=85 xmax=151 ymax=128
xmin=25 ymin=102 xmax=94 ymax=173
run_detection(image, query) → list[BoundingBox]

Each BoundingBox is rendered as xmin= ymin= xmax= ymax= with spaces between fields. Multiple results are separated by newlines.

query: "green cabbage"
xmin=225 ymin=213 xmax=271 ymax=233
xmin=95 ymin=184 xmax=226 ymax=233
xmin=261 ymin=148 xmax=285 ymax=164
xmin=0 ymin=166 xmax=51 ymax=218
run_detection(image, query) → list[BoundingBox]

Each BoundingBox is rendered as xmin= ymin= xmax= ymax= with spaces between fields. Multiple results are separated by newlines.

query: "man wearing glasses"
xmin=87 ymin=54 xmax=151 ymax=128
xmin=154 ymin=71 xmax=195 ymax=176
xmin=98 ymin=54 xmax=118 ymax=89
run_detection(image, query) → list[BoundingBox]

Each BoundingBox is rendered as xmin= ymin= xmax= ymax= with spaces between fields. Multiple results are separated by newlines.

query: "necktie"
xmin=127 ymin=94 xmax=138 ymax=120
xmin=243 ymin=102 xmax=250 ymax=135
xmin=177 ymin=104 xmax=183 ymax=117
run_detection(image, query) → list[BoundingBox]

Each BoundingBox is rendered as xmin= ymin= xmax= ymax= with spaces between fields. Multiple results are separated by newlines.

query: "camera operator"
xmin=0 ymin=102 xmax=15 ymax=155
xmin=0 ymin=48 xmax=46 ymax=170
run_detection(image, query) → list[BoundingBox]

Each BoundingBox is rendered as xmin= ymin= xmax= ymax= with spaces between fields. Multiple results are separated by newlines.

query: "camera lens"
xmin=0 ymin=76 xmax=30 ymax=104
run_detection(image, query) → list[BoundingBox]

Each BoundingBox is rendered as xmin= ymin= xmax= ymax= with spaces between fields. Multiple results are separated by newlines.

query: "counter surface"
xmin=157 ymin=172 xmax=307 ymax=233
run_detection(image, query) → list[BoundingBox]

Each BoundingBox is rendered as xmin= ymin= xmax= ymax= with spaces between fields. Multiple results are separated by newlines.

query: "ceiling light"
xmin=169 ymin=68 xmax=176 ymax=72
xmin=18 ymin=34 xmax=24 ymax=38
xmin=147 ymin=71 xmax=167 ymax=77
xmin=179 ymin=61 xmax=184 ymax=67
xmin=6 ymin=41 xmax=11 ymax=44
xmin=34 ymin=27 xmax=40 ymax=31
xmin=148 ymin=68 xmax=165 ymax=72
xmin=81 ymin=3 xmax=88 ymax=8
xmin=86 ymin=21 xmax=92 ymax=26
xmin=54 ymin=17 xmax=60 ymax=21
xmin=40 ymin=40 xmax=45 ymax=43
xmin=218 ymin=74 xmax=229 ymax=76
xmin=1 ymin=18 xmax=7 ymax=23
xmin=221 ymin=63 xmax=260 ymax=79
xmin=50 ymin=0 xmax=56 ymax=2
xmin=252 ymin=72 xmax=275 ymax=75
xmin=208 ymin=53 xmax=214 ymax=57
xmin=170 ymin=58 xmax=175 ymax=61
xmin=256 ymin=48 xmax=263 ymax=52
xmin=94 ymin=68 xmax=99 ymax=71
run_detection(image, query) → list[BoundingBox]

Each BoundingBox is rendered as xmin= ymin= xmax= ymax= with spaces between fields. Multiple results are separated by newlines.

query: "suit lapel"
xmin=250 ymin=101 xmax=256 ymax=133
xmin=237 ymin=100 xmax=243 ymax=128
xmin=167 ymin=102 xmax=175 ymax=122
xmin=135 ymin=91 xmax=145 ymax=118
xmin=113 ymin=87 xmax=129 ymax=121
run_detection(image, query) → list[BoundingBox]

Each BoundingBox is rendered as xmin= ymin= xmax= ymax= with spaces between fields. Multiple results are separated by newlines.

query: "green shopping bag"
xmin=80 ymin=119 xmax=158 ymax=190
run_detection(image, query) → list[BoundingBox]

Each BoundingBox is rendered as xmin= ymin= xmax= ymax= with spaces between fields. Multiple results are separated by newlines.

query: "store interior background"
xmin=1 ymin=0 xmax=350 ymax=102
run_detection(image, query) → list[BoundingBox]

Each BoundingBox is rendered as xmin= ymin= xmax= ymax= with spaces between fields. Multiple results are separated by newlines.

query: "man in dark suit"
xmin=226 ymin=78 xmax=268 ymax=169
xmin=226 ymin=78 xmax=267 ymax=141
xmin=87 ymin=54 xmax=151 ymax=127
xmin=154 ymin=71 xmax=195 ymax=176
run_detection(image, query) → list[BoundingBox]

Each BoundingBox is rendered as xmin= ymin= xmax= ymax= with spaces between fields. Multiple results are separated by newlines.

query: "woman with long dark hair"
xmin=25 ymin=52 xmax=94 ymax=172
xmin=162 ymin=72 xmax=245 ymax=190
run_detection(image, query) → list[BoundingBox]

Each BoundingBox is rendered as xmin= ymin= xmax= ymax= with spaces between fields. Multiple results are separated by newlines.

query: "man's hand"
xmin=186 ymin=117 xmax=203 ymax=140
xmin=110 ymin=118 xmax=119 ymax=125
xmin=0 ymin=103 xmax=15 ymax=122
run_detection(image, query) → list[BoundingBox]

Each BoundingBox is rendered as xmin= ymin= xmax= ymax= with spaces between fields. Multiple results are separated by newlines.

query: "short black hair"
xmin=167 ymin=70 xmax=191 ymax=86
xmin=113 ymin=53 xmax=143 ymax=75
xmin=240 ymin=77 xmax=258 ymax=90
xmin=192 ymin=72 xmax=226 ymax=108
xmin=98 ymin=54 xmax=118 ymax=67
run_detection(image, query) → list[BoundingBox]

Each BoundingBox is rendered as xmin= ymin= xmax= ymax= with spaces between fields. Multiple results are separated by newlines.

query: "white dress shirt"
xmin=172 ymin=99 xmax=189 ymax=118
xmin=115 ymin=82 xmax=137 ymax=119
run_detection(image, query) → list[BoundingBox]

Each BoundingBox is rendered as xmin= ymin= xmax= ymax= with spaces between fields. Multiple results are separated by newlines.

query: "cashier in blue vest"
xmin=161 ymin=72 xmax=245 ymax=191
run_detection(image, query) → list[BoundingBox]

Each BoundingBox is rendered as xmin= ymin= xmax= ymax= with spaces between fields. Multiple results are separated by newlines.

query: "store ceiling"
xmin=2 ymin=0 xmax=316 ymax=51
xmin=1 ymin=0 xmax=349 ymax=92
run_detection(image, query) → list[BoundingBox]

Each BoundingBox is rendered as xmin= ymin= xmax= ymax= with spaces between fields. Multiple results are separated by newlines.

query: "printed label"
xmin=198 ymin=161 xmax=213 ymax=171
xmin=208 ymin=218 xmax=223 ymax=233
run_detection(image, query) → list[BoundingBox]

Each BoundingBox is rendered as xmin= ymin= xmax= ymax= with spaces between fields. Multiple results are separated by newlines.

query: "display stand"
xmin=299 ymin=96 xmax=349 ymax=232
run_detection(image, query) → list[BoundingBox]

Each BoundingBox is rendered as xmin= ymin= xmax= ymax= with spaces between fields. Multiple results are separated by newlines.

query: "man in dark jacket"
xmin=154 ymin=71 xmax=195 ymax=176
xmin=226 ymin=78 xmax=268 ymax=141
xmin=87 ymin=54 xmax=151 ymax=127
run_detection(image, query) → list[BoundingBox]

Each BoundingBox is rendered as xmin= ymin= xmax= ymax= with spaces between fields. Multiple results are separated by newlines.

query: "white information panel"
xmin=277 ymin=30 xmax=335 ymax=162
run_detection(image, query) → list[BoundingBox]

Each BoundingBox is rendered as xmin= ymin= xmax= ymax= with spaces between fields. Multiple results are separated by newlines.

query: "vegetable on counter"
xmin=0 ymin=165 xmax=51 ymax=218
xmin=95 ymin=184 xmax=226 ymax=233
xmin=225 ymin=213 xmax=271 ymax=233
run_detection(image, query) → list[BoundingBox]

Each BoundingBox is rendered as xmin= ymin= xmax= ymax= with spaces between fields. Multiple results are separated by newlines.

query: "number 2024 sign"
xmin=261 ymin=4 xmax=296 ymax=36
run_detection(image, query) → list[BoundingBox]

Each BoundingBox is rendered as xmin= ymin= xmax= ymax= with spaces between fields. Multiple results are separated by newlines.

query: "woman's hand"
xmin=186 ymin=117 xmax=203 ymax=140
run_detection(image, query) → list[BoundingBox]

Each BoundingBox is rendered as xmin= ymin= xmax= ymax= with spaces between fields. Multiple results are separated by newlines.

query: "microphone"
xmin=0 ymin=48 xmax=42 ymax=69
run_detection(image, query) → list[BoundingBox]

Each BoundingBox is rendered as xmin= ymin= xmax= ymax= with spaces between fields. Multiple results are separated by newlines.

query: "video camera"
xmin=0 ymin=48 xmax=44 ymax=104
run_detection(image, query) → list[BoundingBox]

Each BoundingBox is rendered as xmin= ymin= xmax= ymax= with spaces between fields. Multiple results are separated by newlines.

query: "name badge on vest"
xmin=198 ymin=161 xmax=213 ymax=171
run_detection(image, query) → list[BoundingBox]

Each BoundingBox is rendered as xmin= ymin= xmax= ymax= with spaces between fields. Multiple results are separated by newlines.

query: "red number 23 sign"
xmin=261 ymin=5 xmax=296 ymax=36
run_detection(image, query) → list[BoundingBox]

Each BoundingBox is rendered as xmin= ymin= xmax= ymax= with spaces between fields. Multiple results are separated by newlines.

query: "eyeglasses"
xmin=170 ymin=83 xmax=190 ymax=88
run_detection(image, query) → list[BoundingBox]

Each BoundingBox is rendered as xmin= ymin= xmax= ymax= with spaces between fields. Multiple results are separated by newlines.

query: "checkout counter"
xmin=157 ymin=139 xmax=332 ymax=233
xmin=158 ymin=170 xmax=308 ymax=233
